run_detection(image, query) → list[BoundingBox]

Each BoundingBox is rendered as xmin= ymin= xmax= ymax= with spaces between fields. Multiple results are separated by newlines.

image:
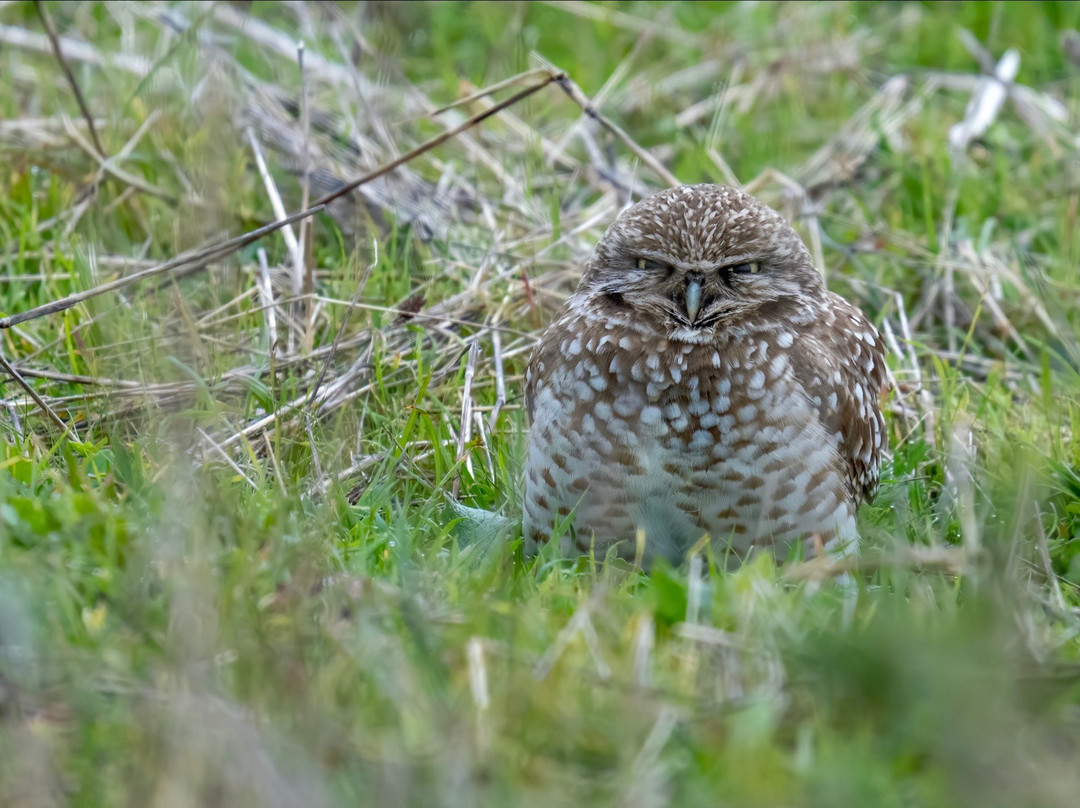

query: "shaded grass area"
xmin=2 ymin=2 xmax=1080 ymax=805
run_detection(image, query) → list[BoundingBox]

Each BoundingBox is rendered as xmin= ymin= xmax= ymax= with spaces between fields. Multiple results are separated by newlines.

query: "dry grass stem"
xmin=32 ymin=0 xmax=107 ymax=158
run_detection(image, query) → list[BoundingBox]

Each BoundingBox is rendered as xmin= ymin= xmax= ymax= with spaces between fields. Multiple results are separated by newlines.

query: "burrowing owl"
xmin=523 ymin=184 xmax=887 ymax=566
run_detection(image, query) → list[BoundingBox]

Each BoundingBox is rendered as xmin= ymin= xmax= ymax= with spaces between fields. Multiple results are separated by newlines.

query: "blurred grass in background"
xmin=2 ymin=2 xmax=1080 ymax=806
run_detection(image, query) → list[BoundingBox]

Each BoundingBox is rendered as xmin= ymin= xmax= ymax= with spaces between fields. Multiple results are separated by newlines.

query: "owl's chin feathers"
xmin=582 ymin=289 xmax=771 ymax=345
xmin=644 ymin=301 xmax=762 ymax=344
xmin=667 ymin=326 xmax=716 ymax=345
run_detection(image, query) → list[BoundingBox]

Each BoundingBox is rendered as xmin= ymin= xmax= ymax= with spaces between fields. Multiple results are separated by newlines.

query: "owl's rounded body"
xmin=522 ymin=185 xmax=887 ymax=566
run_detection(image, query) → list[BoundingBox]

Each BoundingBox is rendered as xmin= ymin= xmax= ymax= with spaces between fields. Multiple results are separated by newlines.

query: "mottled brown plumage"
xmin=523 ymin=184 xmax=887 ymax=566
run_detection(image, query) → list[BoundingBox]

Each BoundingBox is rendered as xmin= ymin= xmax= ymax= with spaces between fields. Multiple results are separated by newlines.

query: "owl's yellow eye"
xmin=636 ymin=257 xmax=669 ymax=272
xmin=729 ymin=261 xmax=760 ymax=275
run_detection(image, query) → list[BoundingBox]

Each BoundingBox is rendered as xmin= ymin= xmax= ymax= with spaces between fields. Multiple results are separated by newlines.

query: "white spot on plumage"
xmin=690 ymin=430 xmax=713 ymax=450
xmin=640 ymin=405 xmax=662 ymax=425
xmin=614 ymin=395 xmax=637 ymax=418
xmin=688 ymin=398 xmax=711 ymax=416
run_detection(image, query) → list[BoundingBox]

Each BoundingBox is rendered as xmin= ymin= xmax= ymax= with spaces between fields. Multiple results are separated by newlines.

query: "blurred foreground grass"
xmin=2 ymin=2 xmax=1080 ymax=806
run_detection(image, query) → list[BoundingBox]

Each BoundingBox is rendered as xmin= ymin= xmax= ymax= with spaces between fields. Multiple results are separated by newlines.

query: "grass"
xmin=2 ymin=1 xmax=1080 ymax=805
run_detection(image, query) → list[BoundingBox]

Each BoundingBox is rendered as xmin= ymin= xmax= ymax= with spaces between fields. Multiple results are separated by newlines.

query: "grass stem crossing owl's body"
xmin=523 ymin=184 xmax=887 ymax=566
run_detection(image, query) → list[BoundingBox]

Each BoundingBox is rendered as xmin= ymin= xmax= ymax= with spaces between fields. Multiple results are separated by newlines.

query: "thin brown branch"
xmin=62 ymin=113 xmax=177 ymax=203
xmin=429 ymin=68 xmax=555 ymax=115
xmin=0 ymin=349 xmax=78 ymax=441
xmin=553 ymin=74 xmax=681 ymax=188
xmin=0 ymin=72 xmax=564 ymax=334
xmin=0 ymin=207 xmax=323 ymax=331
xmin=309 ymin=72 xmax=565 ymax=210
xmin=0 ymin=58 xmax=575 ymax=439
xmin=33 ymin=0 xmax=106 ymax=159
xmin=298 ymin=40 xmax=316 ymax=349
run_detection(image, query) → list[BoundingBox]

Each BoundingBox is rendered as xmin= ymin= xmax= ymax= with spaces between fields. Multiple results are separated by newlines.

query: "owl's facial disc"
xmin=582 ymin=184 xmax=825 ymax=339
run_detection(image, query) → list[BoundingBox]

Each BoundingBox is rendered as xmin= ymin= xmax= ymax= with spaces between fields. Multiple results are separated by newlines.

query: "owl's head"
xmin=580 ymin=184 xmax=825 ymax=341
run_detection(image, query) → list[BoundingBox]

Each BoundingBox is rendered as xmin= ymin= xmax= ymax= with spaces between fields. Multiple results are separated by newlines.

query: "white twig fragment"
xmin=197 ymin=428 xmax=258 ymax=490
xmin=634 ymin=613 xmax=654 ymax=689
xmin=488 ymin=328 xmax=506 ymax=430
xmin=3 ymin=399 xmax=25 ymax=442
xmin=467 ymin=637 xmax=489 ymax=711
xmin=686 ymin=553 xmax=706 ymax=625
xmin=533 ymin=604 xmax=610 ymax=681
xmin=452 ymin=341 xmax=481 ymax=496
xmin=577 ymin=608 xmax=612 ymax=680
xmin=1034 ymin=506 xmax=1068 ymax=614
xmin=620 ymin=707 xmax=679 ymax=808
xmin=946 ymin=417 xmax=980 ymax=553
xmin=948 ymin=48 xmax=1019 ymax=156
xmin=256 ymin=248 xmax=278 ymax=354
xmin=245 ymin=128 xmax=302 ymax=292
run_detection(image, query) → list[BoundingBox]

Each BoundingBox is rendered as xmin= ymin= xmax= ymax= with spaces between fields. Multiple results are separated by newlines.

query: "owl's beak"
xmin=684 ymin=277 xmax=703 ymax=323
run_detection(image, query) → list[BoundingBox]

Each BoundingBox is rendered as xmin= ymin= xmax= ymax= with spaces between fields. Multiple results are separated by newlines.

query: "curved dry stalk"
xmin=0 ymin=72 xmax=564 ymax=335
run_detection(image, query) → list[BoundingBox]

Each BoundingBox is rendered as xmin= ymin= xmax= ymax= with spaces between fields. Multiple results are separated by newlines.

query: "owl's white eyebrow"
xmin=630 ymin=251 xmax=673 ymax=266
xmin=664 ymin=253 xmax=761 ymax=272
xmin=712 ymin=253 xmax=761 ymax=269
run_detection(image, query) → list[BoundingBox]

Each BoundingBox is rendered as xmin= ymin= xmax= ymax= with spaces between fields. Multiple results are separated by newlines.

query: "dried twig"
xmin=246 ymin=128 xmax=303 ymax=283
xmin=430 ymin=68 xmax=554 ymax=115
xmin=533 ymin=601 xmax=611 ymax=681
xmin=488 ymin=328 xmax=507 ymax=430
xmin=948 ymin=48 xmax=1020 ymax=156
xmin=298 ymin=40 xmax=316 ymax=349
xmin=197 ymin=428 xmax=258 ymax=490
xmin=553 ymin=73 xmax=681 ymax=188
xmin=1 ymin=72 xmax=562 ymax=334
xmin=0 ymin=207 xmax=322 ymax=331
xmin=0 ymin=349 xmax=78 ymax=441
xmin=33 ymin=0 xmax=106 ymax=159
xmin=452 ymin=341 xmax=482 ymax=498
xmin=310 ymin=72 xmax=565 ymax=211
